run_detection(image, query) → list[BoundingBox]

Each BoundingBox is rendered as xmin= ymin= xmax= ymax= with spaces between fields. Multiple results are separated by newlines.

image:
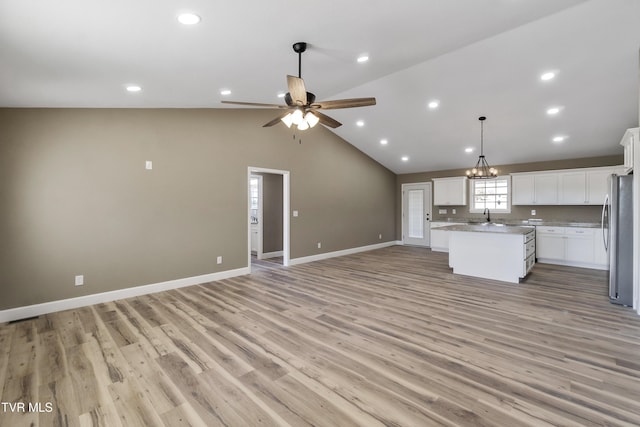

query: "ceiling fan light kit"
xmin=466 ymin=116 xmax=498 ymax=179
xmin=221 ymin=42 xmax=376 ymax=131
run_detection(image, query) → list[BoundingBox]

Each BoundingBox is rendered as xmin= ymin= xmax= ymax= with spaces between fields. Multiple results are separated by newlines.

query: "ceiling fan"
xmin=221 ymin=42 xmax=376 ymax=130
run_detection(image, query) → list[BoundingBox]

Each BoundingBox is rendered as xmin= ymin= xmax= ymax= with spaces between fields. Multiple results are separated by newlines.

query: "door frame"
xmin=401 ymin=182 xmax=432 ymax=247
xmin=249 ymin=174 xmax=264 ymax=259
xmin=248 ymin=167 xmax=290 ymax=267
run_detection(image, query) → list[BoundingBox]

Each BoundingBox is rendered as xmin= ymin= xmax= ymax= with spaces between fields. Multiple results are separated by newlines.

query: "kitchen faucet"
xmin=484 ymin=208 xmax=491 ymax=222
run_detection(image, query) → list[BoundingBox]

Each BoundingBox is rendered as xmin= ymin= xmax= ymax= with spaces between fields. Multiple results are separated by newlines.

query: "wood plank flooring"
xmin=2 ymin=245 xmax=640 ymax=426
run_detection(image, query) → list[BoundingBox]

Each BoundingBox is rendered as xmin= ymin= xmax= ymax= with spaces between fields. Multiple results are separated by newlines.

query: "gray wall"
xmin=0 ymin=108 xmax=396 ymax=310
xmin=396 ymin=155 xmax=623 ymax=238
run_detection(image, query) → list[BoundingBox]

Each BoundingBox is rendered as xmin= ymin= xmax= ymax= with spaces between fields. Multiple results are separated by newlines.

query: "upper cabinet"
xmin=432 ymin=177 xmax=467 ymax=206
xmin=558 ymin=170 xmax=586 ymax=204
xmin=511 ymin=173 xmax=558 ymax=205
xmin=620 ymin=127 xmax=638 ymax=173
xmin=512 ymin=166 xmax=623 ymax=205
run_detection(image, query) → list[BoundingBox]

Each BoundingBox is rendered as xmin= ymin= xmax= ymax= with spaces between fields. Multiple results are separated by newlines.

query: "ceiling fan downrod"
xmin=292 ymin=42 xmax=307 ymax=78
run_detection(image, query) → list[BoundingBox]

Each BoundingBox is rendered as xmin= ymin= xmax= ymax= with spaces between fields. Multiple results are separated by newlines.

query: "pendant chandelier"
xmin=466 ymin=116 xmax=498 ymax=179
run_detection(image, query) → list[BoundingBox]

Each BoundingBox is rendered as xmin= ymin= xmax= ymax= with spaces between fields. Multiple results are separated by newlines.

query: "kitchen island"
xmin=440 ymin=224 xmax=536 ymax=283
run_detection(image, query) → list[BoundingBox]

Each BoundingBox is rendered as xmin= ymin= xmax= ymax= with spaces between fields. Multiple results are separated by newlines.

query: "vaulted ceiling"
xmin=1 ymin=0 xmax=639 ymax=173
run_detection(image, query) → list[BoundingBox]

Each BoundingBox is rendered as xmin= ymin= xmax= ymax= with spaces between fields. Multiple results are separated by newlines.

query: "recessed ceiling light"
xmin=357 ymin=55 xmax=369 ymax=63
xmin=356 ymin=120 xmax=365 ymax=127
xmin=546 ymin=107 xmax=561 ymax=115
xmin=465 ymin=147 xmax=474 ymax=153
xmin=380 ymin=139 xmax=388 ymax=145
xmin=126 ymin=85 xmax=142 ymax=92
xmin=428 ymin=100 xmax=439 ymax=109
xmin=552 ymin=135 xmax=567 ymax=143
xmin=540 ymin=71 xmax=556 ymax=81
xmin=178 ymin=13 xmax=201 ymax=25
xmin=220 ymin=89 xmax=231 ymax=96
xmin=401 ymin=156 xmax=409 ymax=162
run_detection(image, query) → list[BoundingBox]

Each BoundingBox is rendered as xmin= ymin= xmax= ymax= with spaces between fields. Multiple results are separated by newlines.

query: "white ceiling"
xmin=1 ymin=0 xmax=639 ymax=174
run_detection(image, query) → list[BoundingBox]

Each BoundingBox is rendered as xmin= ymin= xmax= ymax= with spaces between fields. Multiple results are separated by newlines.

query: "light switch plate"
xmin=145 ymin=160 xmax=153 ymax=170
xmin=293 ymin=210 xmax=299 ymax=217
xmin=439 ymin=209 xmax=447 ymax=214
xmin=75 ymin=275 xmax=84 ymax=286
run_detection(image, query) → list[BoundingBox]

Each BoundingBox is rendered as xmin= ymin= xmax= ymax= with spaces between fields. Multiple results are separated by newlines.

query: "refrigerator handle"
xmin=601 ymin=194 xmax=609 ymax=252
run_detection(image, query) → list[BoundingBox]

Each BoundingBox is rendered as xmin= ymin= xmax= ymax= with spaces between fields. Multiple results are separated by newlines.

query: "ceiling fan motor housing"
xmin=284 ymin=91 xmax=316 ymax=107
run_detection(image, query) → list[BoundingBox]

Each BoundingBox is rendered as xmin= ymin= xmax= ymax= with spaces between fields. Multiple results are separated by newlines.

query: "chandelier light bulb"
xmin=291 ymin=109 xmax=304 ymax=125
xmin=281 ymin=113 xmax=294 ymax=128
xmin=297 ymin=120 xmax=309 ymax=131
xmin=304 ymin=112 xmax=320 ymax=128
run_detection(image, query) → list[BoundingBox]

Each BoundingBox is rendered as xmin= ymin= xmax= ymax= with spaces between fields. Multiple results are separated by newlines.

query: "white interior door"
xmin=402 ymin=183 xmax=432 ymax=247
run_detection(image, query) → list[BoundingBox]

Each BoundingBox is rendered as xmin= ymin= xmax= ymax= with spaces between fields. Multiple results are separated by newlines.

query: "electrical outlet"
xmin=216 ymin=256 xmax=223 ymax=264
xmin=75 ymin=275 xmax=84 ymax=286
xmin=452 ymin=209 xmax=457 ymax=214
xmin=439 ymin=209 xmax=447 ymax=214
xmin=317 ymin=242 xmax=322 ymax=249
xmin=378 ymin=234 xmax=382 ymax=240
xmin=531 ymin=209 xmax=537 ymax=216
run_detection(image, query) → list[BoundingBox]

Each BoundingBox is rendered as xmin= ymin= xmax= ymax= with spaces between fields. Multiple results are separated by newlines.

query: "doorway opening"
xmin=248 ymin=167 xmax=290 ymax=270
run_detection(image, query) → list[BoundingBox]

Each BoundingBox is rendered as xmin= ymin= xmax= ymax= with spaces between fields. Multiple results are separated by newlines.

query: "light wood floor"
xmin=2 ymin=246 xmax=640 ymax=426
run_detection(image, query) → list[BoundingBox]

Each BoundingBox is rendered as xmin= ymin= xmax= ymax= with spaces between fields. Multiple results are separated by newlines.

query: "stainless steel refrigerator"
xmin=601 ymin=174 xmax=633 ymax=306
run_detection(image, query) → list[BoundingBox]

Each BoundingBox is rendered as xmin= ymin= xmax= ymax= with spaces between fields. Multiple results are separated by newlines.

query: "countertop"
xmin=432 ymin=218 xmax=600 ymax=228
xmin=437 ymin=224 xmax=535 ymax=235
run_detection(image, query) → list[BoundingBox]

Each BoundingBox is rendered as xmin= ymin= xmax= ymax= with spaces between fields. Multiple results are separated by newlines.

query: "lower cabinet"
xmin=430 ymin=222 xmax=464 ymax=252
xmin=536 ymin=226 xmax=607 ymax=270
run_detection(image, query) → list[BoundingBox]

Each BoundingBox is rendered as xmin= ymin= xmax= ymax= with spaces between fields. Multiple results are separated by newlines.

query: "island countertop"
xmin=437 ymin=224 xmax=535 ymax=235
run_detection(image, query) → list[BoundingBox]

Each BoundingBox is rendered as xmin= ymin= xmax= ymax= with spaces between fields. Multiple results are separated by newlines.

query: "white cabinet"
xmin=432 ymin=177 xmax=467 ymax=206
xmin=564 ymin=228 xmax=594 ymax=264
xmin=536 ymin=228 xmax=565 ymax=261
xmin=594 ymin=227 xmax=608 ymax=266
xmin=586 ymin=168 xmax=613 ymax=206
xmin=511 ymin=173 xmax=558 ymax=205
xmin=430 ymin=222 xmax=464 ymax=252
xmin=620 ymin=127 xmax=638 ymax=173
xmin=512 ymin=166 xmax=622 ymax=206
xmin=511 ymin=174 xmax=534 ymax=205
xmin=534 ymin=174 xmax=559 ymax=204
xmin=558 ymin=171 xmax=586 ymax=204
xmin=536 ymin=226 xmax=607 ymax=269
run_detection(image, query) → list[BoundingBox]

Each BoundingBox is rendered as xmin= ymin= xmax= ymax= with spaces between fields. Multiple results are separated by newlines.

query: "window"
xmin=469 ymin=176 xmax=511 ymax=213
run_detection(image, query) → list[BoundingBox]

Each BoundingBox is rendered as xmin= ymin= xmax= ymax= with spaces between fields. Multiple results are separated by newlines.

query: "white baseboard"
xmin=289 ymin=241 xmax=399 ymax=266
xmin=0 ymin=267 xmax=250 ymax=323
xmin=536 ymin=258 xmax=608 ymax=271
xmin=262 ymin=251 xmax=284 ymax=259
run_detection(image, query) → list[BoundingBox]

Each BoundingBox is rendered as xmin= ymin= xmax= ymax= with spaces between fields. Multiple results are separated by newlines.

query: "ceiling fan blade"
xmin=221 ymin=100 xmax=289 ymax=108
xmin=263 ymin=111 xmax=292 ymax=127
xmin=287 ymin=75 xmax=307 ymax=105
xmin=314 ymin=111 xmax=342 ymax=128
xmin=312 ymin=97 xmax=377 ymax=110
